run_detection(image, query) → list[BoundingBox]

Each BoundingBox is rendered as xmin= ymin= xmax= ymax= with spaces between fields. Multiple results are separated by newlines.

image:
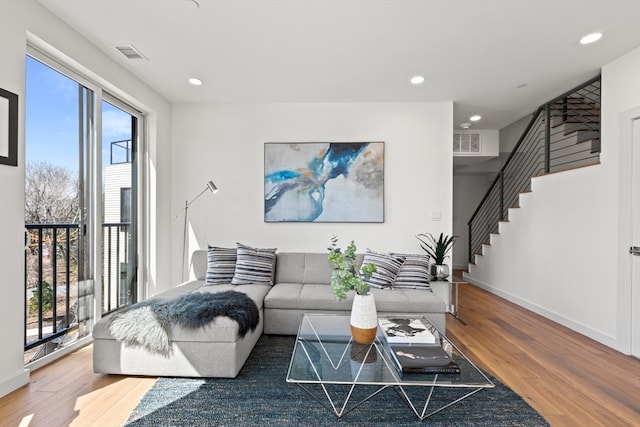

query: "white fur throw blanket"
xmin=108 ymin=290 xmax=259 ymax=356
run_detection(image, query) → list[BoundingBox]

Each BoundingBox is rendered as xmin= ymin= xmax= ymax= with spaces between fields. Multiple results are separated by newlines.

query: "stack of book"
xmin=378 ymin=317 xmax=460 ymax=375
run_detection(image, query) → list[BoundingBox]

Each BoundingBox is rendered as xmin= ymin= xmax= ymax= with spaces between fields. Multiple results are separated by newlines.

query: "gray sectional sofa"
xmin=93 ymin=249 xmax=447 ymax=378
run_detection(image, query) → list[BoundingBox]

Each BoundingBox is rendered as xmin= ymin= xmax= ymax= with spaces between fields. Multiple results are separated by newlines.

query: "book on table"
xmin=378 ymin=317 xmax=436 ymax=344
xmin=387 ymin=344 xmax=461 ymax=375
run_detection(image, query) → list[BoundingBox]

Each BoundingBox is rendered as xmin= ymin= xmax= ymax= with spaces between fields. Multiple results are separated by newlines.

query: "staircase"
xmin=467 ymin=76 xmax=601 ymax=263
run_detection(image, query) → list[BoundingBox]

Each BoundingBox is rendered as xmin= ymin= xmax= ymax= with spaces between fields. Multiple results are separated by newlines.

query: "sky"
xmin=25 ymin=55 xmax=132 ymax=174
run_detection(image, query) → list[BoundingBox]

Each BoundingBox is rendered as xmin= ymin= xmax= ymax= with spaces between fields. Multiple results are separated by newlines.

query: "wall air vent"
xmin=115 ymin=44 xmax=148 ymax=60
xmin=453 ymin=132 xmax=481 ymax=153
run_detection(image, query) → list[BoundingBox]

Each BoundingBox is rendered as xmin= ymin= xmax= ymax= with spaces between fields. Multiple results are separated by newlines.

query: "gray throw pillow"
xmin=231 ymin=242 xmax=277 ymax=285
xmin=205 ymin=246 xmax=237 ymax=285
xmin=361 ymin=250 xmax=405 ymax=289
xmin=392 ymin=253 xmax=432 ymax=290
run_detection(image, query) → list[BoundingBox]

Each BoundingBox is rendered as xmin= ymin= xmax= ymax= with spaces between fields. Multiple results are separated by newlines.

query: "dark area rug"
xmin=126 ymin=335 xmax=549 ymax=426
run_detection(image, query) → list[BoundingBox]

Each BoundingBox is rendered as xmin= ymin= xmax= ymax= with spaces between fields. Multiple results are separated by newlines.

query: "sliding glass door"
xmin=101 ymin=97 xmax=140 ymax=313
xmin=24 ymin=52 xmax=144 ymax=364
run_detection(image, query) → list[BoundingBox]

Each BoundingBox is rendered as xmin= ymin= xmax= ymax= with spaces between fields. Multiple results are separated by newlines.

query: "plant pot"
xmin=350 ymin=293 xmax=378 ymax=344
xmin=430 ymin=264 xmax=450 ymax=281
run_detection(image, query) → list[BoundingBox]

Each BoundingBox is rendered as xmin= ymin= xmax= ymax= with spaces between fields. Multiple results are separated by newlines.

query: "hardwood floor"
xmin=1 ymin=282 xmax=639 ymax=427
xmin=446 ymin=278 xmax=640 ymax=427
xmin=0 ymin=344 xmax=155 ymax=427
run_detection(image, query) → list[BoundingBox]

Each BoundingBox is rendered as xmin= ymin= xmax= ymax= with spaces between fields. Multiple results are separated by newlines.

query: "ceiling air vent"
xmin=453 ymin=132 xmax=481 ymax=153
xmin=115 ymin=44 xmax=148 ymax=60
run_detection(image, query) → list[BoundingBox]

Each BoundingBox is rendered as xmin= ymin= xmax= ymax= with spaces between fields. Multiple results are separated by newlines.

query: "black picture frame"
xmin=0 ymin=87 xmax=18 ymax=167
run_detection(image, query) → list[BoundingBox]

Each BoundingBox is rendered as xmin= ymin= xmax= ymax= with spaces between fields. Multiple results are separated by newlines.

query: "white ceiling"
xmin=39 ymin=0 xmax=640 ymax=131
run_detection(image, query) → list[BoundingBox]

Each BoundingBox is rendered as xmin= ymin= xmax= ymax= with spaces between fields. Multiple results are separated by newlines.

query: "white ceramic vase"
xmin=350 ymin=293 xmax=378 ymax=344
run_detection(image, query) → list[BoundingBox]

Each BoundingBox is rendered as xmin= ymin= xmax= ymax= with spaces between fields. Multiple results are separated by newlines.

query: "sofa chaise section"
xmin=92 ymin=251 xmax=269 ymax=378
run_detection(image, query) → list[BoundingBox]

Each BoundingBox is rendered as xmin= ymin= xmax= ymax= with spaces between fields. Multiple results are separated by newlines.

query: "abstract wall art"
xmin=264 ymin=142 xmax=384 ymax=222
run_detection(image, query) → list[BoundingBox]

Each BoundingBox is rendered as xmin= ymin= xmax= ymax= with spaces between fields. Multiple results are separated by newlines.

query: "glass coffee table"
xmin=286 ymin=313 xmax=494 ymax=420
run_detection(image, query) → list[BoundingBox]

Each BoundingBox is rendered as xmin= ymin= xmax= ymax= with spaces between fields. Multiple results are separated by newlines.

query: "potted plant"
xmin=328 ymin=236 xmax=378 ymax=344
xmin=416 ymin=232 xmax=456 ymax=280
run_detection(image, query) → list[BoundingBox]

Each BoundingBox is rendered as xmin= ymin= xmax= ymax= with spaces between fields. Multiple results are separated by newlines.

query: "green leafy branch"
xmin=327 ymin=236 xmax=376 ymax=300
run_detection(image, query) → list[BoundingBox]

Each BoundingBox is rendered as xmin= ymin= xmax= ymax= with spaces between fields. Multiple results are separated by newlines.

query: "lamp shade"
xmin=207 ymin=181 xmax=218 ymax=193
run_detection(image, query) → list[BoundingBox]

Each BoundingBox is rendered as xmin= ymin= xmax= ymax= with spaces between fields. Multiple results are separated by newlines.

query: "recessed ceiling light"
xmin=410 ymin=75 xmax=425 ymax=85
xmin=580 ymin=32 xmax=602 ymax=45
xmin=188 ymin=78 xmax=203 ymax=86
xmin=460 ymin=123 xmax=471 ymax=129
xmin=470 ymin=115 xmax=482 ymax=122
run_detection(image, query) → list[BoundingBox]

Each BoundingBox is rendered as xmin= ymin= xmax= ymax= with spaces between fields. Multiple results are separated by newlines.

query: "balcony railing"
xmin=25 ymin=221 xmax=132 ymax=362
xmin=102 ymin=222 xmax=132 ymax=313
xmin=24 ymin=224 xmax=80 ymax=357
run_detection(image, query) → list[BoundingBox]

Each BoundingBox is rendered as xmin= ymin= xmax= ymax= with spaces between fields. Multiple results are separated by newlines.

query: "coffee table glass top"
xmin=286 ymin=313 xmax=494 ymax=388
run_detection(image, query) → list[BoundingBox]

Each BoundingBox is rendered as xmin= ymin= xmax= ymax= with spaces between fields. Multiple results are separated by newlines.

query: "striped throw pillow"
xmin=231 ymin=243 xmax=277 ymax=285
xmin=361 ymin=250 xmax=405 ymax=289
xmin=205 ymin=246 xmax=237 ymax=285
xmin=392 ymin=253 xmax=432 ymax=290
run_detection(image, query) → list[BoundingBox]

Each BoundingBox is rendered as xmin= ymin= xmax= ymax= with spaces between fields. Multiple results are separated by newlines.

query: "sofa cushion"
xmin=275 ymin=253 xmax=365 ymax=285
xmin=94 ymin=283 xmax=270 ymax=344
xmin=392 ymin=253 xmax=431 ymax=289
xmin=265 ymin=283 xmax=445 ymax=313
xmin=265 ymin=283 xmax=352 ymax=311
xmin=205 ymin=246 xmax=237 ymax=285
xmin=369 ymin=287 xmax=445 ymax=312
xmin=361 ymin=250 xmax=405 ymax=289
xmin=231 ymin=243 xmax=277 ymax=285
xmin=196 ymin=284 xmax=269 ymax=311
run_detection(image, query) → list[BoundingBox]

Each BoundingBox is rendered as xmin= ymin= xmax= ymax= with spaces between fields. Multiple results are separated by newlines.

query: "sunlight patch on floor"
xmin=19 ymin=414 xmax=33 ymax=427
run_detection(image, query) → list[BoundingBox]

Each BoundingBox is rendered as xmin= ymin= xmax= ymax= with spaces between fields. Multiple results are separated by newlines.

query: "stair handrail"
xmin=467 ymin=75 xmax=601 ymax=262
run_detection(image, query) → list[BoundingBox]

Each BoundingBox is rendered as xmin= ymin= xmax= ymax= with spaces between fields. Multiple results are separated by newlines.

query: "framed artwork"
xmin=0 ymin=88 xmax=18 ymax=167
xmin=264 ymin=142 xmax=384 ymax=222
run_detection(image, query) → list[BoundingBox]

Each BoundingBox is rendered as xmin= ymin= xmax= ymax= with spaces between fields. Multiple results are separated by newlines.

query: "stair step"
xmin=551 ymin=96 xmax=599 ymax=106
xmin=550 ymin=104 xmax=599 ymax=110
xmin=551 ymin=97 xmax=588 ymax=104
xmin=570 ymin=129 xmax=600 ymax=143
xmin=550 ymin=117 xmax=600 ymax=130
xmin=551 ymin=126 xmax=599 ymax=142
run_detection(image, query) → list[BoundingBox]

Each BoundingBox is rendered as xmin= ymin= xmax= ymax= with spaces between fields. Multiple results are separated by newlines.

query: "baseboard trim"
xmin=462 ymin=273 xmax=624 ymax=353
xmin=25 ymin=336 xmax=93 ymax=372
xmin=0 ymin=368 xmax=30 ymax=399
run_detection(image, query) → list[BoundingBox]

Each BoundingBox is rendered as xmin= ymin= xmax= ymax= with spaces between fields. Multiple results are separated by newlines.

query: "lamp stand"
xmin=181 ymin=199 xmax=190 ymax=282
xmin=173 ymin=180 xmax=218 ymax=282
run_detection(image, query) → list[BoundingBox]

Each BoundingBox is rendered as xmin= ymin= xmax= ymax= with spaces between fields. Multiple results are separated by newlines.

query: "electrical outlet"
xmin=432 ymin=211 xmax=441 ymax=221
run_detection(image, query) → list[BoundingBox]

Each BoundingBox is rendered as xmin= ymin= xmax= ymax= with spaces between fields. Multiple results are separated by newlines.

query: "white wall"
xmin=0 ymin=0 xmax=172 ymax=397
xmin=171 ymin=102 xmax=454 ymax=284
xmin=467 ymin=47 xmax=640 ymax=353
xmin=499 ymin=115 xmax=531 ymax=154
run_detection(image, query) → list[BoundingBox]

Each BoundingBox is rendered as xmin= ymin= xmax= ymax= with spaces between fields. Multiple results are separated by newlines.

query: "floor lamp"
xmin=172 ymin=180 xmax=218 ymax=281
